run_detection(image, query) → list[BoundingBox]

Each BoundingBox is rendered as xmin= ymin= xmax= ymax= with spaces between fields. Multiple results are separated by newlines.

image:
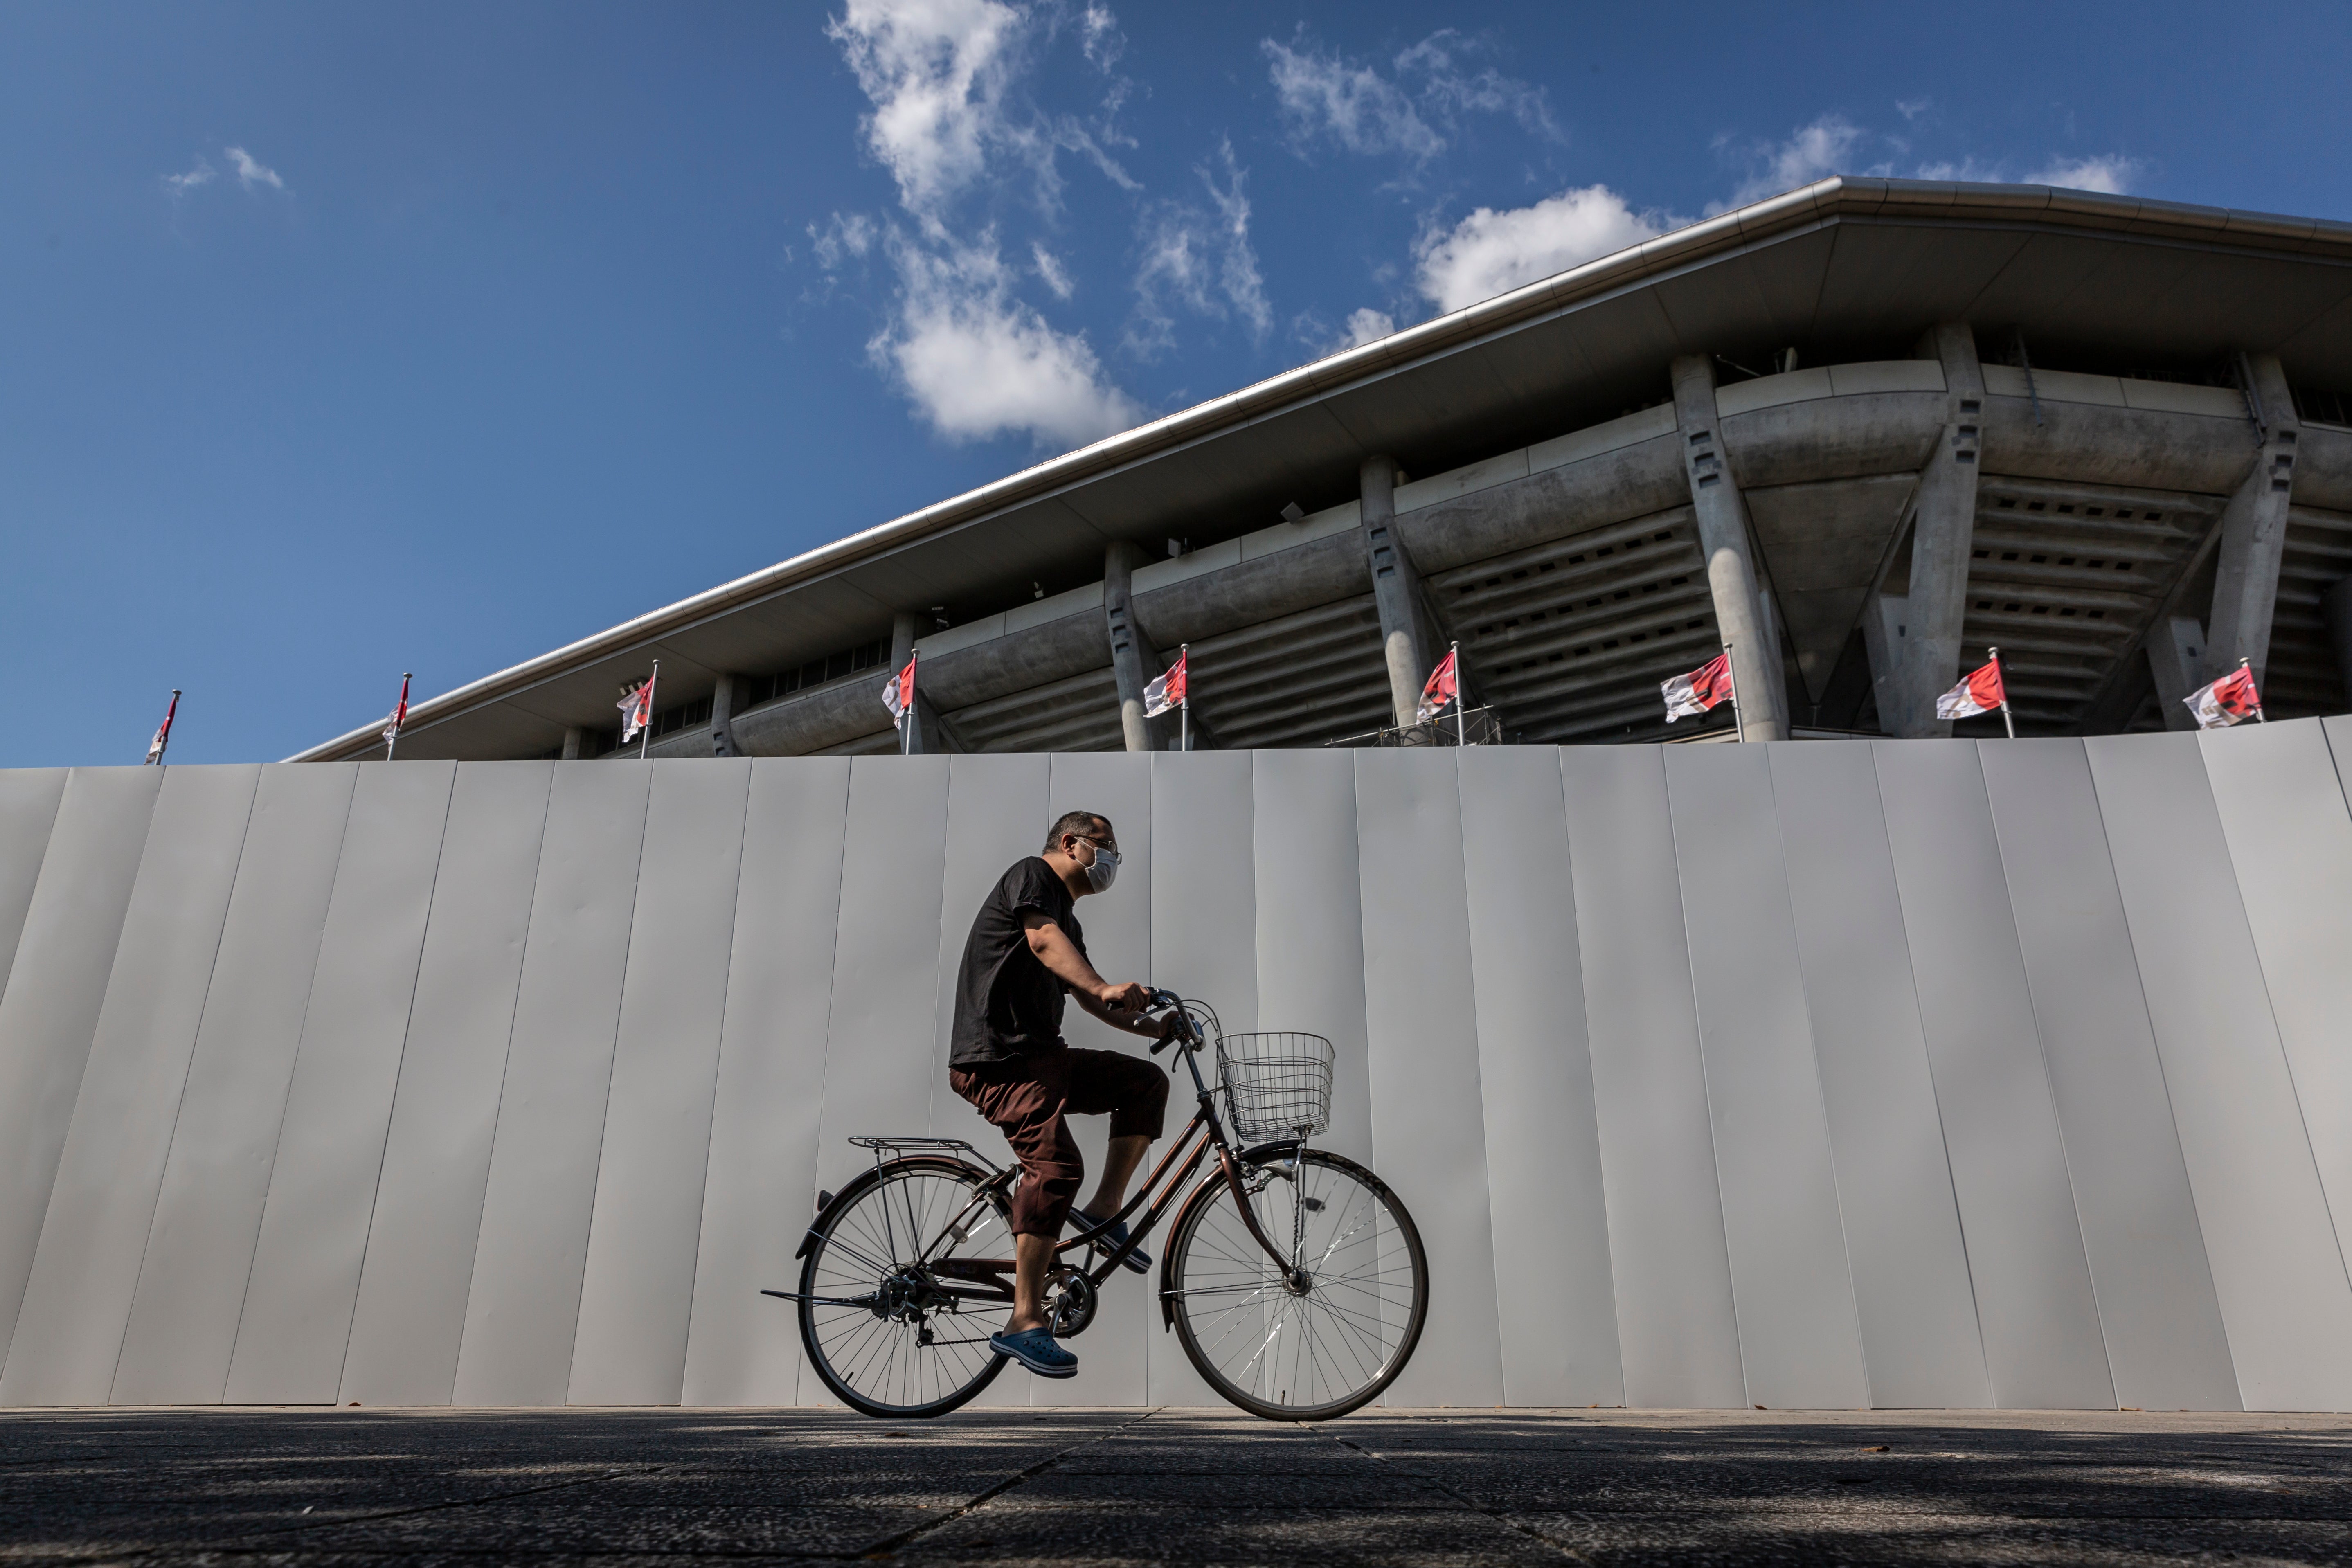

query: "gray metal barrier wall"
xmin=1 ymin=726 xmax=2349 ymax=1411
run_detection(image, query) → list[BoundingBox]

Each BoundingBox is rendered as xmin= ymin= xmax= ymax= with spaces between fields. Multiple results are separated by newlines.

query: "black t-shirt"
xmin=950 ymin=857 xmax=1085 ymax=1068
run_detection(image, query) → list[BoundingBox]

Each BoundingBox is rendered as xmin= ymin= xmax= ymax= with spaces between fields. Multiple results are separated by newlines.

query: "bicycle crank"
xmin=1046 ymin=1267 xmax=1098 ymax=1338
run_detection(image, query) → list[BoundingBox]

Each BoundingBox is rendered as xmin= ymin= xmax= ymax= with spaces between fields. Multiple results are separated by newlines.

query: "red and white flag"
xmin=2184 ymin=665 xmax=2263 ymax=730
xmin=1415 ymin=648 xmax=1458 ymax=724
xmin=1661 ymin=652 xmax=1732 ymax=723
xmin=144 ymin=690 xmax=180 ymax=765
xmin=1935 ymin=658 xmax=2005 ymax=720
xmin=882 ymin=653 xmax=917 ymax=728
xmin=617 ymin=679 xmax=654 ymax=743
xmin=381 ymin=673 xmax=413 ymax=751
xmin=1143 ymin=649 xmax=1186 ymax=718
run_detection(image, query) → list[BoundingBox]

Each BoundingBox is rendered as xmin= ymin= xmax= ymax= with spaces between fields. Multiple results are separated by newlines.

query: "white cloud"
xmin=1395 ymin=31 xmax=1555 ymax=139
xmin=1078 ymin=2 xmax=1122 ymax=70
xmin=2026 ymin=154 xmax=2139 ymax=194
xmin=1912 ymin=157 xmax=2000 ymax=183
xmin=875 ymin=234 xmax=1141 ymax=447
xmin=1127 ymin=142 xmax=1270 ymax=358
xmin=1032 ymin=241 xmax=1074 ymax=298
xmin=1414 ymin=184 xmax=1672 ymax=314
xmin=828 ymin=0 xmax=1026 ymax=222
xmin=1721 ymin=114 xmax=1870 ymax=208
xmin=226 ymin=146 xmax=284 ymax=191
xmin=1339 ymin=308 xmax=1395 ymax=349
xmin=1264 ymin=37 xmax=1441 ymax=161
xmin=1263 ymin=29 xmax=1556 ymax=167
xmin=811 ymin=211 xmax=879 ymax=268
xmin=162 ymin=157 xmax=216 ymax=196
xmin=1895 ymin=97 xmax=1931 ymax=122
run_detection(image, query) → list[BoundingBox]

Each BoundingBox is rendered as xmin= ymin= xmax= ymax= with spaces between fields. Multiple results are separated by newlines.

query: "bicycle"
xmin=767 ymin=989 xmax=1428 ymax=1422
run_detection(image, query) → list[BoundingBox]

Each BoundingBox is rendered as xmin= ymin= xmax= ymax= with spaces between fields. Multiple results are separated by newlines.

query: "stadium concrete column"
xmin=709 ymin=675 xmax=740 ymax=757
xmin=1360 ymin=455 xmax=1430 ymax=729
xmin=2143 ymin=615 xmax=2211 ymax=733
xmin=2205 ymin=353 xmax=2300 ymax=686
xmin=1670 ymin=356 xmax=1788 ymax=740
xmin=2326 ymin=575 xmax=2352 ymax=705
xmin=1893 ymin=322 xmax=1987 ymax=737
xmin=560 ymin=727 xmax=583 ymax=761
xmin=1102 ymin=541 xmax=1158 ymax=751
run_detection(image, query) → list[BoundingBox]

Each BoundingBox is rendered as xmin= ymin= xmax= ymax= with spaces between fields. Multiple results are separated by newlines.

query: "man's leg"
xmin=1081 ymin=1136 xmax=1150 ymax=1221
xmin=1007 ymin=1233 xmax=1055 ymax=1335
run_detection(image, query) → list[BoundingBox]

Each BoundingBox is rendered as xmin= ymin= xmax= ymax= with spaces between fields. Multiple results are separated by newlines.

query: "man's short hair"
xmin=1043 ymin=810 xmax=1112 ymax=854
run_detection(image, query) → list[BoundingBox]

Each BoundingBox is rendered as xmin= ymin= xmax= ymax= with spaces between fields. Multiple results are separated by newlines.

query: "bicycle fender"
xmin=1155 ymin=1141 xmax=1303 ymax=1330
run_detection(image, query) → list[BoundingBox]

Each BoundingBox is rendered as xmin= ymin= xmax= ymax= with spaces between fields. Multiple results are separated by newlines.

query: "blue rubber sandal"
xmin=1073 ymin=1210 xmax=1151 ymax=1274
xmin=989 ymin=1326 xmax=1078 ymax=1377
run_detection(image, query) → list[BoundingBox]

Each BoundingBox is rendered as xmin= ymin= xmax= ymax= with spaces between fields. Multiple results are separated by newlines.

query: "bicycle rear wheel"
xmin=797 ymin=1155 xmax=1013 ymax=1418
xmin=1164 ymin=1145 xmax=1427 ymax=1421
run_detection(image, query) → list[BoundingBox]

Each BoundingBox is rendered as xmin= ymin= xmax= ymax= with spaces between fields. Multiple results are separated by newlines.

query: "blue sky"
xmin=5 ymin=1 xmax=2350 ymax=766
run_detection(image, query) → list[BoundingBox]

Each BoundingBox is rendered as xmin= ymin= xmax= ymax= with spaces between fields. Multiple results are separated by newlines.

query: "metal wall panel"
xmin=0 ymin=765 xmax=257 ymax=1405
xmin=1979 ymin=739 xmax=2239 ymax=1411
xmin=1354 ymin=751 xmax=1505 ymax=1407
xmin=1251 ymin=751 xmax=1371 ymax=1165
xmin=0 ymin=767 xmax=160 ymax=1371
xmin=2200 ymin=721 xmax=2352 ymax=1273
xmin=916 ymin=753 xmax=1044 ymax=1414
xmin=1559 ymin=746 xmax=1745 ymax=1409
xmin=0 ymin=771 xmax=67 ymax=988
xmin=2087 ymin=732 xmax=2352 ymax=1411
xmin=109 ymin=763 xmax=361 ymax=1404
xmin=225 ymin=761 xmax=457 ymax=1403
xmin=1664 ymin=745 xmax=1869 ymax=1410
xmin=453 ymin=762 xmax=652 ymax=1405
xmin=680 ymin=758 xmax=850 ymax=1405
xmin=1768 ymin=741 xmax=1988 ymax=1408
xmin=338 ymin=763 xmax=551 ymax=1405
xmin=1040 ymin=752 xmax=1155 ymax=1408
xmin=1146 ymin=750 xmax=1254 ymax=1408
xmin=924 ymin=755 xmax=1050 ymax=1160
xmin=1457 ymin=747 xmax=1621 ymax=1408
xmin=805 ymin=753 xmax=951 ymax=1404
xmin=1871 ymin=740 xmax=2113 ymax=1410
xmin=569 ymin=760 xmax=752 ymax=1405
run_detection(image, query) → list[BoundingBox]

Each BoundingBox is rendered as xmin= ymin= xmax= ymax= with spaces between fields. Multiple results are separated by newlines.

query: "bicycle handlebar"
xmin=1142 ymin=988 xmax=1199 ymax=1055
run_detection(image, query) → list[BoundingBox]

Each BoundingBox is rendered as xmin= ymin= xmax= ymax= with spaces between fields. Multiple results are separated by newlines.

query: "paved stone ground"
xmin=2 ymin=1406 xmax=2348 ymax=1566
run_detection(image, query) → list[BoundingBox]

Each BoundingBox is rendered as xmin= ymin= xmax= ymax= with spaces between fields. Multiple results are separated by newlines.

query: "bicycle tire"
xmin=797 ymin=1155 xmax=1013 ymax=1419
xmin=1164 ymin=1145 xmax=1428 ymax=1422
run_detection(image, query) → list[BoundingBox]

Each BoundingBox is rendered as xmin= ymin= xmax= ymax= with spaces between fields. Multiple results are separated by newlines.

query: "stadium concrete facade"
xmin=2 ymin=178 xmax=2352 ymax=1411
xmin=289 ymin=177 xmax=2352 ymax=764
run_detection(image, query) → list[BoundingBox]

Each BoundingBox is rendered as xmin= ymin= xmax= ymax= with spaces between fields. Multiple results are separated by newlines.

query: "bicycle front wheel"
xmin=797 ymin=1155 xmax=1013 ymax=1418
xmin=1165 ymin=1145 xmax=1427 ymax=1421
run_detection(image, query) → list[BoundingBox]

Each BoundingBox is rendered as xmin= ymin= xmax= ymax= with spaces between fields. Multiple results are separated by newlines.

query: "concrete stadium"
xmin=288 ymin=176 xmax=2352 ymax=764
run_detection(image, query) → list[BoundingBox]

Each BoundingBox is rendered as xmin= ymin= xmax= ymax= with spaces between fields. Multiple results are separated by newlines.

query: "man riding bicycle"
xmin=947 ymin=810 xmax=1176 ymax=1379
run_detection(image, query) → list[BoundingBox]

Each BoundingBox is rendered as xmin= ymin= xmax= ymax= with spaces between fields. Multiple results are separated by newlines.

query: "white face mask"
xmin=1082 ymin=840 xmax=1121 ymax=893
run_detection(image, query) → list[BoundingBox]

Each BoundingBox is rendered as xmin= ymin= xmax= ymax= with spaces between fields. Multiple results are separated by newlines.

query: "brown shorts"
xmin=950 ymin=1046 xmax=1170 ymax=1239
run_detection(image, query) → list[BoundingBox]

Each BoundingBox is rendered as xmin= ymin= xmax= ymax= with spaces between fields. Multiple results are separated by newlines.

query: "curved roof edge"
xmin=288 ymin=174 xmax=2352 ymax=762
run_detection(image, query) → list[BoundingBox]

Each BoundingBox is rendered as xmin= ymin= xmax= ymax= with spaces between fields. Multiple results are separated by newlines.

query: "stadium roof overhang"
xmin=292 ymin=175 xmax=2352 ymax=762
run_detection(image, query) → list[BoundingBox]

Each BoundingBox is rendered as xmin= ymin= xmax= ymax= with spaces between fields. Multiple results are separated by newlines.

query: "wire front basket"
xmin=1214 ymin=1030 xmax=1335 ymax=1141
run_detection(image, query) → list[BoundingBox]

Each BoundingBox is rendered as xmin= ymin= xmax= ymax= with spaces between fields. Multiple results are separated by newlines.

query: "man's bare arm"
xmin=1022 ymin=911 xmax=1147 ymax=1014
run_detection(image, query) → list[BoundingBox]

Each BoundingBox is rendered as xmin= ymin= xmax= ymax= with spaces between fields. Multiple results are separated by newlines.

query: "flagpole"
xmin=1721 ymin=642 xmax=1744 ymax=742
xmin=386 ymin=671 xmax=412 ymax=760
xmin=1989 ymin=646 xmax=2015 ymax=739
xmin=641 ymin=660 xmax=659 ymax=760
xmin=1179 ymin=643 xmax=1189 ymax=753
xmin=2243 ymin=657 xmax=2266 ymax=722
xmin=903 ymin=650 xmax=918 ymax=756
xmin=1449 ymin=642 xmax=1466 ymax=748
xmin=150 ymin=689 xmax=180 ymax=765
